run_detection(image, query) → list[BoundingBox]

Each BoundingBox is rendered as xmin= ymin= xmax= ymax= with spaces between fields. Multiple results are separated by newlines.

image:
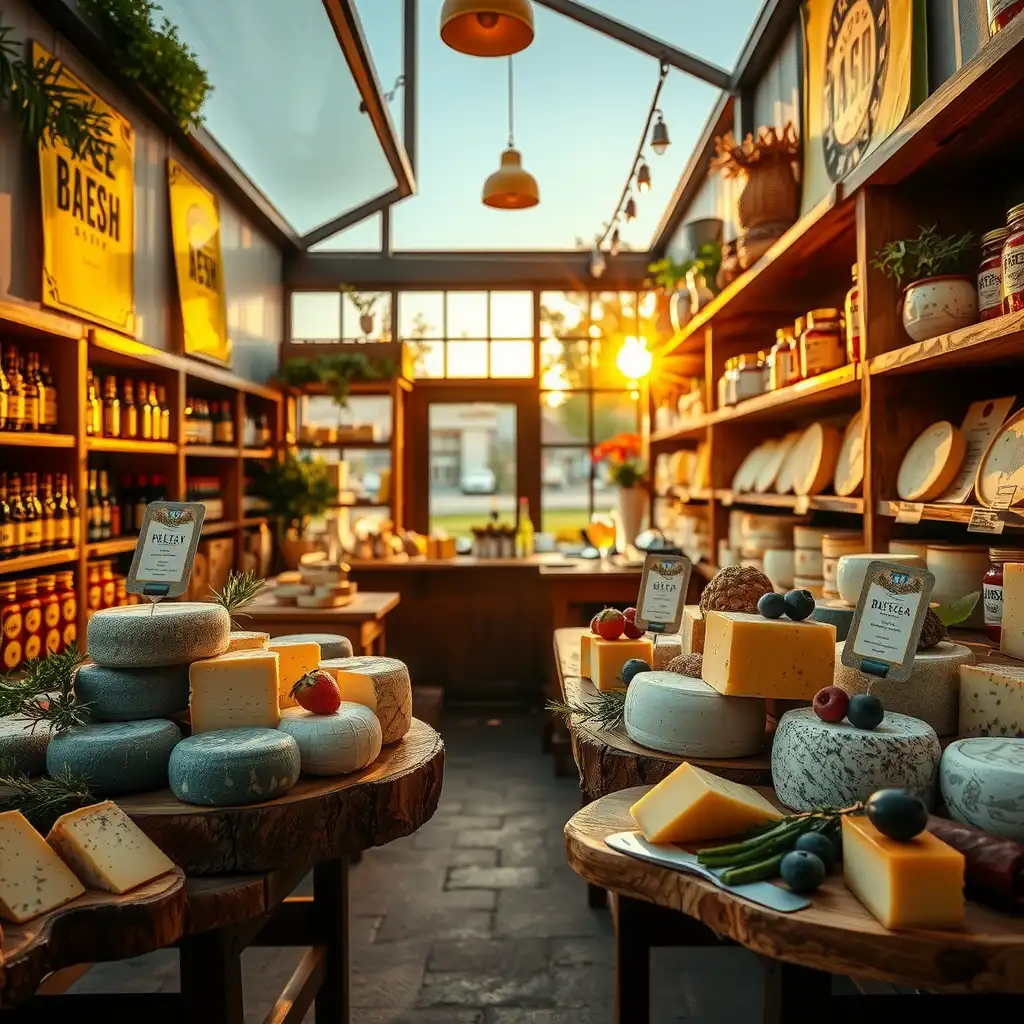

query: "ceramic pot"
xmin=926 ymin=544 xmax=989 ymax=627
xmin=763 ymin=548 xmax=795 ymax=590
xmin=669 ymin=288 xmax=693 ymax=332
xmin=836 ymin=553 xmax=925 ymax=607
xmin=901 ymin=275 xmax=978 ymax=342
xmin=680 ymin=217 xmax=724 ymax=257
xmin=616 ymin=486 xmax=648 ymax=550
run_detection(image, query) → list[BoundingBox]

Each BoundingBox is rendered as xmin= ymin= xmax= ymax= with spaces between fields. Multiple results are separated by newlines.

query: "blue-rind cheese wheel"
xmin=0 ymin=715 xmax=50 ymax=775
xmin=46 ymin=719 xmax=182 ymax=795
xmin=278 ymin=703 xmax=382 ymax=776
xmin=75 ymin=663 xmax=190 ymax=721
xmin=168 ymin=728 xmax=300 ymax=806
xmin=273 ymin=633 xmax=353 ymax=660
xmin=86 ymin=603 xmax=230 ymax=668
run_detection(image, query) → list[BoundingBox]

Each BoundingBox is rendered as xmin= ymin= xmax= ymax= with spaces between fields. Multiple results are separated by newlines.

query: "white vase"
xmin=616 ymin=487 xmax=648 ymax=551
xmin=669 ymin=288 xmax=693 ymax=332
xmin=901 ymin=275 xmax=978 ymax=342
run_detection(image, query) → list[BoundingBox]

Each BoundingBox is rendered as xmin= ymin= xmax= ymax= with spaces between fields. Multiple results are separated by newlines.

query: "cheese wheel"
xmin=274 ymin=633 xmax=353 ymax=660
xmin=0 ymin=714 xmax=50 ymax=775
xmin=227 ymin=631 xmax=270 ymax=652
xmin=754 ymin=434 xmax=799 ymax=494
xmin=976 ymin=409 xmax=1024 ymax=508
xmin=320 ymin=657 xmax=411 ymax=744
xmin=87 ymin=603 xmax=230 ymax=668
xmin=941 ymin=738 xmax=1024 ymax=840
xmin=75 ymin=662 xmax=190 ymax=721
xmin=278 ymin=703 xmax=383 ymax=776
xmin=897 ymin=420 xmax=966 ymax=502
xmin=731 ymin=443 xmax=774 ymax=493
xmin=810 ymin=599 xmax=855 ymax=641
xmin=833 ymin=411 xmax=864 ymax=497
xmin=788 ymin=423 xmax=841 ymax=496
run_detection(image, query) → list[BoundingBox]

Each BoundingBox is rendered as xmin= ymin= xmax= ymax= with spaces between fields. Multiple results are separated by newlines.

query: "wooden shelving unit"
xmin=87 ymin=437 xmax=178 ymax=455
xmin=0 ymin=431 xmax=76 ymax=449
xmin=185 ymin=445 xmax=241 ymax=459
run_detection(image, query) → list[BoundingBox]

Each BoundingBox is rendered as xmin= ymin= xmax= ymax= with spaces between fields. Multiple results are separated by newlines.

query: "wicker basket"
xmin=737 ymin=158 xmax=799 ymax=232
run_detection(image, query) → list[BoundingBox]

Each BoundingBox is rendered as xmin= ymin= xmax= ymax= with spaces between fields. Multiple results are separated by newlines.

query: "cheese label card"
xmin=126 ymin=502 xmax=207 ymax=598
xmin=842 ymin=561 xmax=935 ymax=683
xmin=635 ymin=552 xmax=691 ymax=633
xmin=938 ymin=397 xmax=1016 ymax=504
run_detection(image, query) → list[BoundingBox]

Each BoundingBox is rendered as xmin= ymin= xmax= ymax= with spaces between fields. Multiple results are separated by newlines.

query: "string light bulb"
xmin=636 ymin=161 xmax=651 ymax=194
xmin=623 ymin=196 xmax=637 ymax=222
xmin=589 ymin=246 xmax=607 ymax=279
xmin=650 ymin=111 xmax=670 ymax=155
xmin=609 ymin=227 xmax=621 ymax=257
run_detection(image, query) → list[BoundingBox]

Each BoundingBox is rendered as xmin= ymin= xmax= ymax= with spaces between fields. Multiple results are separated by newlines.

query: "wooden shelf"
xmin=0 ymin=297 xmax=83 ymax=340
xmin=0 ymin=547 xmax=78 ymax=575
xmin=717 ymin=490 xmax=864 ymax=514
xmin=241 ymin=447 xmax=276 ymax=459
xmin=707 ymin=364 xmax=861 ymax=426
xmin=87 ymin=536 xmax=139 ymax=557
xmin=655 ymin=488 xmax=713 ymax=503
xmin=242 ymin=516 xmax=269 ymax=528
xmin=185 ymin=445 xmax=240 ymax=458
xmin=0 ymin=431 xmax=75 ymax=448
xmin=202 ymin=520 xmax=239 ymax=536
xmin=87 ymin=437 xmax=177 ymax=455
xmin=295 ymin=439 xmax=391 ymax=450
xmin=877 ymin=500 xmax=1024 ymax=529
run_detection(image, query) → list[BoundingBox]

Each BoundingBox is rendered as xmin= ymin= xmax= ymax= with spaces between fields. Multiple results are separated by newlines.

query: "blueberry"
xmin=847 ymin=693 xmax=884 ymax=730
xmin=866 ymin=789 xmax=928 ymax=841
xmin=758 ymin=592 xmax=786 ymax=619
xmin=794 ymin=831 xmax=835 ymax=870
xmin=783 ymin=589 xmax=815 ymax=621
xmin=780 ymin=850 xmax=826 ymax=893
xmin=619 ymin=659 xmax=651 ymax=685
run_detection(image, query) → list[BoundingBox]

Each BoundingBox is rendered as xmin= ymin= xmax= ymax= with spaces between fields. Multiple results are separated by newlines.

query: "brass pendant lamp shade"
xmin=483 ymin=58 xmax=538 ymax=209
xmin=440 ymin=0 xmax=535 ymax=57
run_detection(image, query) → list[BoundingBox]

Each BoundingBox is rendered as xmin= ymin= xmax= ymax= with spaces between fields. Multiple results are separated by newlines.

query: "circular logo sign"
xmin=822 ymin=0 xmax=890 ymax=182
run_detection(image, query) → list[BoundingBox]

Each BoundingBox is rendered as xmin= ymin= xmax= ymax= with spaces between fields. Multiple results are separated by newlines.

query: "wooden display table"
xmin=243 ymin=589 xmax=401 ymax=657
xmin=566 ymin=789 xmax=1024 ymax=1021
xmin=4 ymin=720 xmax=444 ymax=1023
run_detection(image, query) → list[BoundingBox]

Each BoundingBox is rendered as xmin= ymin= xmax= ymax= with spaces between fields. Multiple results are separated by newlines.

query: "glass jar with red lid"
xmin=0 ymin=581 xmax=22 ymax=671
xmin=17 ymin=578 xmax=43 ymax=663
xmin=988 ymin=0 xmax=1024 ymax=35
xmin=983 ymin=548 xmax=1024 ymax=642
xmin=38 ymin=573 xmax=61 ymax=655
xmin=1002 ymin=204 xmax=1024 ymax=315
xmin=56 ymin=570 xmax=76 ymax=651
xmin=979 ymin=227 xmax=1010 ymax=321
xmin=800 ymin=309 xmax=846 ymax=378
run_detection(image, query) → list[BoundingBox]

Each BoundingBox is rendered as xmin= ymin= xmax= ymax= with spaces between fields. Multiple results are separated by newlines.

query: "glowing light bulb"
xmin=636 ymin=162 xmax=652 ymax=195
xmin=616 ymin=336 xmax=653 ymax=381
xmin=476 ymin=11 xmax=499 ymax=28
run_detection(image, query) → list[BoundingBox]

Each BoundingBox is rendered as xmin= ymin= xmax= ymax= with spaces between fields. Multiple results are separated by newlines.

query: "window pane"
xmin=340 ymin=395 xmax=392 ymax=442
xmin=593 ymin=392 xmax=640 ymax=446
xmin=447 ymin=341 xmax=488 ymax=378
xmin=541 ymin=393 xmax=589 ymax=444
xmin=591 ymin=336 xmax=630 ymax=389
xmin=490 ymin=341 xmax=533 ymax=378
xmin=490 ymin=291 xmax=533 ymax=338
xmin=343 ymin=448 xmax=392 ymax=504
xmin=446 ymin=292 xmax=488 ymax=339
xmin=291 ymin=292 xmax=340 ymax=341
xmin=413 ymin=340 xmax=445 ymax=378
xmin=541 ymin=336 xmax=590 ymax=390
xmin=399 ymin=292 xmax=444 ymax=339
xmin=591 ymin=291 xmax=638 ymax=336
xmin=541 ymin=446 xmax=590 ymax=542
xmin=540 ymin=291 xmax=589 ymax=338
xmin=342 ymin=291 xmax=391 ymax=342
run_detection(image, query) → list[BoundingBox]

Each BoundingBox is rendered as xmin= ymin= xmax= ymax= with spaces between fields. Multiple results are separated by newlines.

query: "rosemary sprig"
xmin=546 ymin=690 xmax=627 ymax=731
xmin=0 ymin=644 xmax=88 ymax=731
xmin=211 ymin=570 xmax=266 ymax=625
xmin=0 ymin=759 xmax=95 ymax=832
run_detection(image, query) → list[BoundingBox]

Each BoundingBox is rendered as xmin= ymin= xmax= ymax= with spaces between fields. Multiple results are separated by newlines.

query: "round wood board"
xmin=565 ymin=789 xmax=1024 ymax=994
xmin=119 ymin=719 xmax=444 ymax=875
xmin=1 ymin=868 xmax=186 ymax=1007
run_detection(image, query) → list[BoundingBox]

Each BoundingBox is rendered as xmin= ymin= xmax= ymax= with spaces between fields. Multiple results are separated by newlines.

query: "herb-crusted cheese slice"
xmin=189 ymin=650 xmax=281 ymax=733
xmin=959 ymin=661 xmax=1024 ymax=737
xmin=0 ymin=810 xmax=85 ymax=923
xmin=47 ymin=801 xmax=175 ymax=894
xmin=320 ymin=657 xmax=411 ymax=744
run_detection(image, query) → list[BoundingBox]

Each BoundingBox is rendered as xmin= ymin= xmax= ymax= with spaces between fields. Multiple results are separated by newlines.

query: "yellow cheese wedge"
xmin=1000 ymin=563 xmax=1024 ymax=661
xmin=841 ymin=815 xmax=964 ymax=930
xmin=0 ymin=810 xmax=85 ymax=923
xmin=701 ymin=611 xmax=835 ymax=700
xmin=681 ymin=606 xmax=705 ymax=655
xmin=630 ymin=762 xmax=781 ymax=844
xmin=189 ymin=649 xmax=281 ymax=733
xmin=320 ymin=661 xmax=378 ymax=713
xmin=268 ymin=640 xmax=321 ymax=709
xmin=580 ymin=633 xmax=594 ymax=678
xmin=226 ymin=630 xmax=270 ymax=653
xmin=591 ymin=637 xmax=654 ymax=692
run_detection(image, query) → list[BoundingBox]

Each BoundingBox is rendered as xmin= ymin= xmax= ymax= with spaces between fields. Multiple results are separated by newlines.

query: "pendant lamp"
xmin=441 ymin=0 xmax=534 ymax=57
xmin=483 ymin=58 xmax=539 ymax=209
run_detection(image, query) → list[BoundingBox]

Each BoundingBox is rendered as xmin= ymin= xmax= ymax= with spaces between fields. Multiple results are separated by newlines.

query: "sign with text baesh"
xmin=126 ymin=502 xmax=207 ymax=599
xmin=635 ymin=552 xmax=691 ymax=633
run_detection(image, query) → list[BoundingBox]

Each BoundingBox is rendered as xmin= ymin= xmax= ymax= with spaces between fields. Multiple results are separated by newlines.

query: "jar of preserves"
xmin=724 ymin=358 xmax=740 ymax=406
xmin=768 ymin=328 xmax=798 ymax=390
xmin=38 ymin=573 xmax=61 ymax=655
xmin=18 ymin=578 xmax=42 ymax=662
xmin=116 ymin=577 xmax=127 ymax=608
xmin=56 ymin=570 xmax=76 ymax=651
xmin=979 ymin=227 xmax=1011 ymax=320
xmin=1002 ymin=204 xmax=1024 ymax=314
xmin=100 ymin=560 xmax=116 ymax=608
xmin=988 ymin=0 xmax=1024 ymax=35
xmin=735 ymin=353 xmax=765 ymax=402
xmin=0 ymin=581 xmax=22 ymax=671
xmin=800 ymin=309 xmax=846 ymax=378
xmin=792 ymin=317 xmax=806 ymax=382
xmin=983 ymin=548 xmax=1024 ymax=642
xmin=87 ymin=563 xmax=103 ymax=619
xmin=844 ymin=264 xmax=863 ymax=362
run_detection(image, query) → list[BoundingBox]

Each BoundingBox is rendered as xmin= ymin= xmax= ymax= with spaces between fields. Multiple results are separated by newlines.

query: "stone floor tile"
xmin=550 ymin=937 xmax=615 ymax=968
xmin=486 ymin=1010 xmax=611 ymax=1024
xmin=374 ymin=908 xmax=494 ymax=944
xmin=499 ymin=813 xmax=551 ymax=832
xmin=427 ymin=939 xmax=550 ymax=976
xmin=355 ymin=1011 xmax=483 ymax=1024
xmin=455 ymin=828 xmax=507 ymax=848
xmin=418 ymin=971 xmax=552 ymax=1007
xmin=494 ymin=887 xmax=610 ymax=939
xmin=446 ymin=866 xmax=542 ymax=890
xmin=551 ymin=965 xmax=614 ymax=1008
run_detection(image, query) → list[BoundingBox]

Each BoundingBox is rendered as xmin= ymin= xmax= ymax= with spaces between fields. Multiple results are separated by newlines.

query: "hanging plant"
xmin=276 ymin=353 xmax=398 ymax=410
xmin=77 ymin=0 xmax=212 ymax=131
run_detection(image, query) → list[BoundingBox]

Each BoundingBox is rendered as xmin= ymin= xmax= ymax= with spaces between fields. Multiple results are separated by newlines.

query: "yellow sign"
xmin=35 ymin=42 xmax=135 ymax=332
xmin=168 ymin=159 xmax=230 ymax=364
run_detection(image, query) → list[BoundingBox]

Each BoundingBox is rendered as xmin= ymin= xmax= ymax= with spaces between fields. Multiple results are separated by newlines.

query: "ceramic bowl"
xmin=901 ymin=275 xmax=978 ymax=343
xmin=763 ymin=548 xmax=795 ymax=590
xmin=836 ymin=553 xmax=926 ymax=607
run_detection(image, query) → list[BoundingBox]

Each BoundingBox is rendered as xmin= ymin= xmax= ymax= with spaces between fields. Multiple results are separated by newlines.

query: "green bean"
xmin=696 ymin=820 xmax=813 ymax=865
xmin=696 ymin=819 xmax=806 ymax=860
xmin=698 ymin=829 xmax=809 ymax=869
xmin=720 ymin=853 xmax=784 ymax=886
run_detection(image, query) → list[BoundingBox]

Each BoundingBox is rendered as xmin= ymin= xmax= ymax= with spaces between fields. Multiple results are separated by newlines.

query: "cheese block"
xmin=833 ymin=411 xmax=864 ymax=497
xmin=794 ymin=547 xmax=823 ymax=577
xmin=630 ymin=762 xmax=781 ymax=844
xmin=580 ymin=633 xmax=594 ymax=677
xmin=975 ymin=409 xmax=1024 ymax=508
xmin=940 ymin=737 xmax=1024 ymax=840
xmin=273 ymin=633 xmax=353 ymax=661
xmin=701 ymin=612 xmax=835 ymax=700
xmin=189 ymin=650 xmax=281 ymax=733
xmin=788 ymin=423 xmax=841 ymax=496
xmin=87 ymin=603 xmax=230 ymax=668
xmin=842 ymin=815 xmax=964 ymax=930
xmin=0 ymin=810 xmax=85 ymax=923
xmin=623 ymin=671 xmax=765 ymax=758
xmin=833 ymin=640 xmax=973 ymax=736
xmin=652 ymin=634 xmax=683 ymax=670
xmin=168 ymin=728 xmax=300 ymax=806
xmin=267 ymin=639 xmax=321 ymax=710
xmin=588 ymin=637 xmax=655 ymax=693
xmin=46 ymin=719 xmax=181 ymax=796
xmin=681 ymin=606 xmax=705 ymax=655
xmin=319 ymin=657 xmax=411 ymax=744
xmin=0 ymin=714 xmax=50 ymax=775
xmin=810 ymin=600 xmax=854 ymax=642
xmin=226 ymin=631 xmax=270 ymax=653
xmin=1000 ymin=562 xmax=1024 ymax=660
xmin=278 ymin=703 xmax=382 ymax=776
xmin=772 ymin=708 xmax=941 ymax=811
xmin=47 ymin=801 xmax=175 ymax=894
xmin=74 ymin=663 xmax=190 ymax=722
xmin=959 ymin=660 xmax=1024 ymax=737
xmin=277 ymin=571 xmax=302 ymax=585
xmin=897 ymin=420 xmax=966 ymax=502
xmin=753 ymin=434 xmax=799 ymax=494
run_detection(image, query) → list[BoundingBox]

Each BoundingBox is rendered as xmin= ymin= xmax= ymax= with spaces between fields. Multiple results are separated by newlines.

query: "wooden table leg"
xmin=761 ymin=957 xmax=831 ymax=1024
xmin=615 ymin=895 xmax=651 ymax=1024
xmin=179 ymin=928 xmax=245 ymax=1024
xmin=314 ymin=856 xmax=350 ymax=1024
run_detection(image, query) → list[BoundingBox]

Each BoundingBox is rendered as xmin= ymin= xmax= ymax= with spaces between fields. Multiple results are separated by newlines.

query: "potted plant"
xmin=648 ymin=242 xmax=722 ymax=333
xmin=343 ymin=285 xmax=380 ymax=339
xmin=592 ymin=433 xmax=648 ymax=550
xmin=275 ymin=352 xmax=399 ymax=411
xmin=872 ymin=225 xmax=977 ymax=342
xmin=251 ymin=452 xmax=338 ymax=569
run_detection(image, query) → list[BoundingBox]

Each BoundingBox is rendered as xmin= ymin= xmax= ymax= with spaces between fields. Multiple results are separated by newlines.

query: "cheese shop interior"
xmin=1 ymin=0 xmax=1024 ymax=1020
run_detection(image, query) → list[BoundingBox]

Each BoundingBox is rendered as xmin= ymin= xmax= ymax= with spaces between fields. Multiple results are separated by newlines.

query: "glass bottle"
xmin=22 ymin=352 xmax=41 ymax=432
xmin=102 ymin=375 xmax=121 ymax=438
xmin=184 ymin=396 xmax=194 ymax=444
xmin=800 ymin=308 xmax=846 ymax=378
xmin=0 ymin=582 xmax=23 ymax=672
xmin=87 ymin=469 xmax=101 ymax=543
xmin=21 ymin=473 xmax=43 ymax=554
xmin=85 ymin=370 xmax=102 ymax=437
xmin=122 ymin=379 xmax=139 ymax=439
xmin=98 ymin=470 xmax=112 ymax=541
xmin=40 ymin=473 xmax=57 ymax=552
xmin=56 ymin=570 xmax=77 ymax=652
xmin=139 ymin=380 xmax=153 ymax=439
xmin=18 ymin=578 xmax=43 ymax=663
xmin=0 ymin=355 xmax=9 ymax=429
xmin=1001 ymin=204 xmax=1024 ymax=315
xmin=4 ymin=346 xmax=25 ymax=431
xmin=66 ymin=475 xmax=81 ymax=548
xmin=148 ymin=383 xmax=161 ymax=440
xmin=844 ymin=264 xmax=863 ymax=363
xmin=52 ymin=473 xmax=72 ymax=550
xmin=222 ymin=401 xmax=235 ymax=446
xmin=40 ymin=360 xmax=57 ymax=432
xmin=515 ymin=497 xmax=535 ymax=558
xmin=7 ymin=474 xmax=26 ymax=556
xmin=0 ymin=475 xmax=11 ymax=560
xmin=100 ymin=559 xmax=116 ymax=608
xmin=39 ymin=574 xmax=61 ymax=655
xmin=134 ymin=475 xmax=149 ymax=528
xmin=735 ymin=353 xmax=766 ymax=402
xmin=769 ymin=328 xmax=798 ymax=390
xmin=979 ymin=228 xmax=1010 ymax=322
xmin=87 ymin=562 xmax=103 ymax=619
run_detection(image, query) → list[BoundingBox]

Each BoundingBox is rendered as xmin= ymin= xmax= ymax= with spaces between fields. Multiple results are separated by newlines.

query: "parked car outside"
xmin=460 ymin=468 xmax=497 ymax=494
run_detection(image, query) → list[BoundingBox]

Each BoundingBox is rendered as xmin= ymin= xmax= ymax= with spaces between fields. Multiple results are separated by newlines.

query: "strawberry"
xmin=622 ymin=607 xmax=645 ymax=640
xmin=290 ymin=669 xmax=343 ymax=715
xmin=589 ymin=613 xmax=601 ymax=635
xmin=594 ymin=608 xmax=626 ymax=641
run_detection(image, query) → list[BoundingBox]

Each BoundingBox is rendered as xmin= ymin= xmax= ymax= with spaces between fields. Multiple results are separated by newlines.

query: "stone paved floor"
xmin=71 ymin=710 xmax=771 ymax=1022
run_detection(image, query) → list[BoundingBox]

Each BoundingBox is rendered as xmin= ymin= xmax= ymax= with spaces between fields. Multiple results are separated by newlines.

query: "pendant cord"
xmin=507 ymin=56 xmax=514 ymax=149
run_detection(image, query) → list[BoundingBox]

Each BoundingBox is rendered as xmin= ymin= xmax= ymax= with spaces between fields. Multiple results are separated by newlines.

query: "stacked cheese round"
xmin=279 ymin=703 xmax=382 ymax=776
xmin=771 ymin=708 xmax=941 ymax=811
xmin=820 ymin=533 xmax=864 ymax=600
xmin=793 ymin=525 xmax=829 ymax=594
xmin=75 ymin=663 xmax=191 ymax=722
xmin=273 ymin=633 xmax=353 ymax=660
xmin=87 ymin=603 xmax=231 ymax=668
xmin=738 ymin=512 xmax=794 ymax=559
xmin=0 ymin=714 xmax=51 ymax=775
xmin=941 ymin=738 xmax=1024 ymax=840
xmin=810 ymin=600 xmax=855 ymax=641
xmin=320 ymin=656 xmax=412 ymax=744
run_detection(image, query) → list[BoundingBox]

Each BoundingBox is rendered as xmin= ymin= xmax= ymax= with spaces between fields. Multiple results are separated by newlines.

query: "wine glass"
xmin=589 ymin=513 xmax=616 ymax=561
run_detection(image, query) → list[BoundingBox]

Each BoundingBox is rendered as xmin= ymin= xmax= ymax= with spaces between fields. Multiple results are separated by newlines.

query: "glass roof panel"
xmin=161 ymin=0 xmax=398 ymax=236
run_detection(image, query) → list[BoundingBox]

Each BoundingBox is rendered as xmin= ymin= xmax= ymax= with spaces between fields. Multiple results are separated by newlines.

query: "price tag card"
xmin=126 ymin=502 xmax=207 ymax=599
xmin=634 ymin=552 xmax=691 ymax=633
xmin=894 ymin=501 xmax=924 ymax=524
xmin=968 ymin=508 xmax=1006 ymax=535
xmin=992 ymin=484 xmax=1018 ymax=511
xmin=938 ymin=397 xmax=1016 ymax=504
xmin=841 ymin=561 xmax=935 ymax=683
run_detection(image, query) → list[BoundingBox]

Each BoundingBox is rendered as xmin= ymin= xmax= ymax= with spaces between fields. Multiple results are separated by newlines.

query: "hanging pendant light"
xmin=609 ymin=227 xmax=621 ymax=257
xmin=636 ymin=161 xmax=652 ymax=194
xmin=483 ymin=57 xmax=539 ymax=209
xmin=650 ymin=111 xmax=670 ymax=155
xmin=623 ymin=195 xmax=637 ymax=222
xmin=441 ymin=0 xmax=534 ymax=57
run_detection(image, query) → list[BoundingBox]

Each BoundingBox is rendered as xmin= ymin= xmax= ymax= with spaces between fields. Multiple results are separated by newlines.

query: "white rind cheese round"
xmin=652 ymin=635 xmax=683 ymax=670
xmin=832 ymin=640 xmax=973 ymax=736
xmin=941 ymin=738 xmax=1024 ymax=840
xmin=810 ymin=601 xmax=854 ymax=642
xmin=772 ymin=707 xmax=941 ymax=811
xmin=278 ymin=703 xmax=382 ymax=776
xmin=624 ymin=671 xmax=765 ymax=758
xmin=87 ymin=603 xmax=230 ymax=668
xmin=0 ymin=714 xmax=50 ymax=775
xmin=320 ymin=656 xmax=412 ymax=744
xmin=46 ymin=719 xmax=182 ymax=795
xmin=168 ymin=728 xmax=300 ymax=806
xmin=897 ymin=420 xmax=965 ymax=502
xmin=789 ymin=423 xmax=841 ymax=496
xmin=274 ymin=633 xmax=353 ymax=660
xmin=75 ymin=663 xmax=190 ymax=721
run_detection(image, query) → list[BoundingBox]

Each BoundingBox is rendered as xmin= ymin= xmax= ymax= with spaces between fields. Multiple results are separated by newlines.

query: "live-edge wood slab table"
xmin=3 ymin=719 xmax=444 ymax=1024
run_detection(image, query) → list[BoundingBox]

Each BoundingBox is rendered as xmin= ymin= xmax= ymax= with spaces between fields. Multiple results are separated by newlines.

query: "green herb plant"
xmin=341 ymin=284 xmax=379 ymax=320
xmin=871 ymin=225 xmax=975 ymax=288
xmin=0 ymin=759 xmax=95 ymax=832
xmin=211 ymin=570 xmax=267 ymax=626
xmin=647 ymin=242 xmax=722 ymax=294
xmin=251 ymin=452 xmax=338 ymax=537
xmin=276 ymin=353 xmax=398 ymax=410
xmin=546 ymin=689 xmax=627 ymax=731
xmin=0 ymin=644 xmax=89 ymax=733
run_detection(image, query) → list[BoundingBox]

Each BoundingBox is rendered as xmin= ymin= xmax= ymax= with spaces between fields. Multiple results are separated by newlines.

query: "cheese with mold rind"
xmin=0 ymin=810 xmax=84 ymax=923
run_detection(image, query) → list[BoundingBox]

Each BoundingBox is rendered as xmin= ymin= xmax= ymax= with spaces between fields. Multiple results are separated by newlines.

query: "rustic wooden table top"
xmin=244 ymin=589 xmax=401 ymax=622
xmin=553 ymin=628 xmax=772 ymax=793
xmin=119 ymin=719 xmax=444 ymax=875
xmin=565 ymin=788 xmax=1024 ymax=994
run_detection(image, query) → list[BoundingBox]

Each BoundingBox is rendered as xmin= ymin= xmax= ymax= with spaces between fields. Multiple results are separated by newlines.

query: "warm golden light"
xmin=616 ymin=335 xmax=653 ymax=381
xmin=482 ymin=148 xmax=539 ymax=208
xmin=636 ymin=162 xmax=652 ymax=194
xmin=440 ymin=0 xmax=535 ymax=57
